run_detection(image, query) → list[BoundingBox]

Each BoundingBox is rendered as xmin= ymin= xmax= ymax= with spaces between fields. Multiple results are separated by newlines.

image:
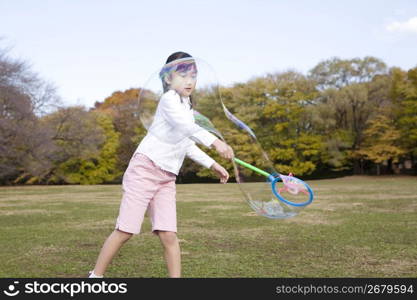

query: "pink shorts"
xmin=115 ymin=153 xmax=177 ymax=234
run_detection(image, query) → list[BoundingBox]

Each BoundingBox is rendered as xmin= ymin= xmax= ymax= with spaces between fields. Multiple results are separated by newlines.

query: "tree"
xmin=309 ymin=57 xmax=390 ymax=174
xmin=309 ymin=56 xmax=387 ymax=90
xmin=389 ymin=67 xmax=417 ymax=173
xmin=260 ymin=72 xmax=323 ymax=176
xmin=0 ymin=44 xmax=61 ymax=184
xmin=354 ymin=113 xmax=405 ymax=175
xmin=57 ymin=111 xmax=121 ymax=184
xmin=39 ymin=106 xmax=105 ymax=183
xmin=94 ymin=88 xmax=146 ymax=172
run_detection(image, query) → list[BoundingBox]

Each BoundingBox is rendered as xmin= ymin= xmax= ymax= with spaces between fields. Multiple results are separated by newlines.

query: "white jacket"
xmin=135 ymin=90 xmax=218 ymax=175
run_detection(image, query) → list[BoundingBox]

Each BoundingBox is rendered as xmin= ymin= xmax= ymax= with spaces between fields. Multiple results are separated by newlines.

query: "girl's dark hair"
xmin=165 ymin=51 xmax=192 ymax=64
xmin=164 ymin=51 xmax=195 ymax=109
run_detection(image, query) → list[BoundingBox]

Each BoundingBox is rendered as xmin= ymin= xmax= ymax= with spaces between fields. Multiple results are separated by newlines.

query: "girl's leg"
xmin=92 ymin=229 xmax=133 ymax=276
xmin=156 ymin=231 xmax=181 ymax=278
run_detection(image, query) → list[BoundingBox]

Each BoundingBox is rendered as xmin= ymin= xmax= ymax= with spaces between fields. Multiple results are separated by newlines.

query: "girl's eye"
xmin=177 ymin=72 xmax=197 ymax=79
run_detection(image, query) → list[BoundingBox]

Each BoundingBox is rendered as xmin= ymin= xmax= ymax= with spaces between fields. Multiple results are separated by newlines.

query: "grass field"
xmin=0 ymin=176 xmax=416 ymax=278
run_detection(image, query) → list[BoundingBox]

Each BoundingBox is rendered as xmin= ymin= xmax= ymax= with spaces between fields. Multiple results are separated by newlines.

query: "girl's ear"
xmin=164 ymin=74 xmax=171 ymax=85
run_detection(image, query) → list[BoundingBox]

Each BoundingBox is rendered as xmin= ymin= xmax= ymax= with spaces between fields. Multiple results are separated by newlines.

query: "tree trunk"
xmin=387 ymin=159 xmax=393 ymax=174
xmin=353 ymin=159 xmax=362 ymax=174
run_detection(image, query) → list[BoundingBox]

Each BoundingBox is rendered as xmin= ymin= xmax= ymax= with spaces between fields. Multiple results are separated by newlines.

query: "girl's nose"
xmin=186 ymin=77 xmax=195 ymax=84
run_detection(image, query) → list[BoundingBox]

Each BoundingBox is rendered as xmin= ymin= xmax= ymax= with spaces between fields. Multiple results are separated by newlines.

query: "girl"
xmin=88 ymin=51 xmax=233 ymax=278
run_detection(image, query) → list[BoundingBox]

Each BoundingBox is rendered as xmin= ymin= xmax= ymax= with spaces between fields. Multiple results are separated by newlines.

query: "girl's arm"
xmin=160 ymin=92 xmax=233 ymax=159
xmin=186 ymin=144 xmax=229 ymax=183
xmin=185 ymin=143 xmax=215 ymax=169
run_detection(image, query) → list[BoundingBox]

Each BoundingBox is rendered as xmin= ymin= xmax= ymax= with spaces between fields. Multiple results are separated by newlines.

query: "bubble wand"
xmin=193 ymin=110 xmax=314 ymax=207
xmin=233 ymin=157 xmax=313 ymax=207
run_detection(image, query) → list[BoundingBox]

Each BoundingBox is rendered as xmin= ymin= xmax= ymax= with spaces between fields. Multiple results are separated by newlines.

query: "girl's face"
xmin=166 ymin=63 xmax=197 ymax=97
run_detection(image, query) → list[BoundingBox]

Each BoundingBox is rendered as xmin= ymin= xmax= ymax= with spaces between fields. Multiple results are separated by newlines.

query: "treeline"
xmin=1 ymin=48 xmax=416 ymax=184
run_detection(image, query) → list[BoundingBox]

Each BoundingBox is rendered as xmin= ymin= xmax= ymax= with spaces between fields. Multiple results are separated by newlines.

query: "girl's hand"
xmin=210 ymin=162 xmax=229 ymax=184
xmin=212 ymin=139 xmax=234 ymax=160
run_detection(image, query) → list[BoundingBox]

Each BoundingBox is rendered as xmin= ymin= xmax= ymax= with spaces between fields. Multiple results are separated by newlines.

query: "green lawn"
xmin=0 ymin=176 xmax=416 ymax=278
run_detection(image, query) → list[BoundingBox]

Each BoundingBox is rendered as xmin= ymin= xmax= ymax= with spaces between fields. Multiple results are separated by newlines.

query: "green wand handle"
xmin=233 ymin=158 xmax=271 ymax=178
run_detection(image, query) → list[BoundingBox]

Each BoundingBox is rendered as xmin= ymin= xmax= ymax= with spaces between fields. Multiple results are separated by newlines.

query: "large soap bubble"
xmin=138 ymin=56 xmax=314 ymax=219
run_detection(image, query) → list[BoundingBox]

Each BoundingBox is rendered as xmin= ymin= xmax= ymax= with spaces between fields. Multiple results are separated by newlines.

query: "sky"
xmin=1 ymin=0 xmax=417 ymax=108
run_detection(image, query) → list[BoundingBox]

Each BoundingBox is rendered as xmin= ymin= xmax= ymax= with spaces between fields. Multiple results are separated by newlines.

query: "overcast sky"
xmin=1 ymin=0 xmax=417 ymax=108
